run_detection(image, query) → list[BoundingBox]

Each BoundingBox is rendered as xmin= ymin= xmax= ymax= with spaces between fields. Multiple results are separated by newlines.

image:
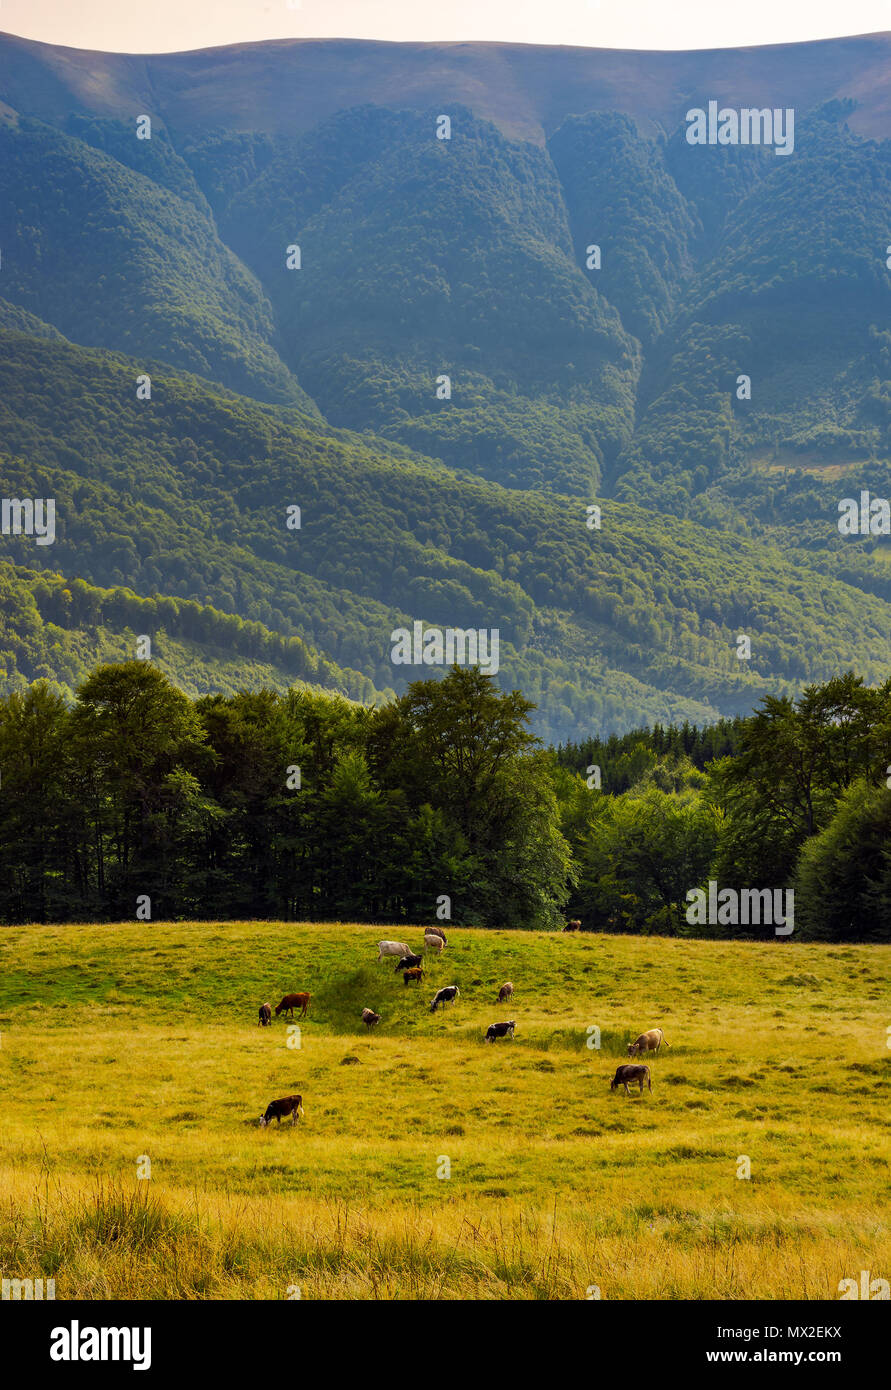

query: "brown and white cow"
xmin=258 ymin=1002 xmax=272 ymax=1027
xmin=610 ymin=1064 xmax=652 ymax=1094
xmin=627 ymin=1028 xmax=670 ymax=1057
xmin=497 ymin=982 xmax=514 ymax=1003
xmin=260 ymin=1095 xmax=304 ymax=1126
xmin=275 ymin=993 xmax=310 ymax=1019
xmin=403 ymin=967 xmax=424 ymax=985
xmin=361 ymin=1008 xmax=381 ymax=1029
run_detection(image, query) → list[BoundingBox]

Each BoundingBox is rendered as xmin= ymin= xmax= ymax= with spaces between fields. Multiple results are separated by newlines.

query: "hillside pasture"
xmin=0 ymin=921 xmax=888 ymax=1299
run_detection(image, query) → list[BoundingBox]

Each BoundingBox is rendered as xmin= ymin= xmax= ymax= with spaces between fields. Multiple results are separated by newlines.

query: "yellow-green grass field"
xmin=0 ymin=921 xmax=888 ymax=1300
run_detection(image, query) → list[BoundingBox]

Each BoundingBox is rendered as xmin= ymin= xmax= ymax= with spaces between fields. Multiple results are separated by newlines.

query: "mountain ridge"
xmin=2 ymin=30 xmax=891 ymax=143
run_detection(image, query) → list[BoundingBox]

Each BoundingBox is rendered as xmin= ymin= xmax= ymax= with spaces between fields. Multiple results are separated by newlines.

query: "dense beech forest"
xmin=1 ymin=663 xmax=886 ymax=941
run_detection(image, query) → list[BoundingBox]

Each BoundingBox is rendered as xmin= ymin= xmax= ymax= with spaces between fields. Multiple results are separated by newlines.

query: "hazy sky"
xmin=1 ymin=0 xmax=889 ymax=55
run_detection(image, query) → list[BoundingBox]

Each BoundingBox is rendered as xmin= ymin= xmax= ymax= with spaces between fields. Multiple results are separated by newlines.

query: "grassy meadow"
xmin=0 ymin=920 xmax=889 ymax=1300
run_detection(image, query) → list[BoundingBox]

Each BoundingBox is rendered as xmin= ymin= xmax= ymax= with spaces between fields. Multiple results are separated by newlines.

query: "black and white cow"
xmin=485 ymin=1020 xmax=516 ymax=1042
xmin=395 ymin=954 xmax=423 ymax=972
xmin=429 ymin=985 xmax=460 ymax=1013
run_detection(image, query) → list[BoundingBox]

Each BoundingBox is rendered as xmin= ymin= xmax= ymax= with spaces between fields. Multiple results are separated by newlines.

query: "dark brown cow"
xmin=275 ymin=993 xmax=310 ymax=1019
xmin=260 ymin=1095 xmax=304 ymax=1127
xmin=258 ymin=1002 xmax=272 ymax=1027
xmin=426 ymin=927 xmax=448 ymax=945
xmin=361 ymin=1008 xmax=381 ymax=1029
xmin=403 ymin=967 xmax=424 ymax=985
xmin=562 ymin=919 xmax=581 ymax=932
xmin=610 ymin=1064 xmax=652 ymax=1095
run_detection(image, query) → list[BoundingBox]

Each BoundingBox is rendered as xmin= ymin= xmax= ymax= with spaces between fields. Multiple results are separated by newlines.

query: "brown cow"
xmin=275 ymin=993 xmax=310 ymax=1019
xmin=403 ymin=967 xmax=424 ymax=985
xmin=610 ymin=1064 xmax=652 ymax=1095
xmin=497 ymin=982 xmax=514 ymax=1003
xmin=361 ymin=1008 xmax=381 ymax=1029
xmin=258 ymin=1002 xmax=272 ymax=1027
xmin=260 ymin=1095 xmax=304 ymax=1127
xmin=563 ymin=919 xmax=581 ymax=932
xmin=627 ymin=1028 xmax=670 ymax=1057
xmin=426 ymin=927 xmax=448 ymax=945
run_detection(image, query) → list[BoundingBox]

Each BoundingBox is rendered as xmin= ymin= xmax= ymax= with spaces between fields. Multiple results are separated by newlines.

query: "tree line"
xmin=0 ymin=663 xmax=887 ymax=940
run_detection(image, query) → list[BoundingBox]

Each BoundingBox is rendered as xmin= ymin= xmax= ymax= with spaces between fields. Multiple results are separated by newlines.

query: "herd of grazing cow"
xmin=255 ymin=926 xmax=672 ymax=1126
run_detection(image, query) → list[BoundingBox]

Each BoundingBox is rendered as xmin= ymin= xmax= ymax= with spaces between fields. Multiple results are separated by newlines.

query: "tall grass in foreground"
xmin=1 ymin=1171 xmax=887 ymax=1299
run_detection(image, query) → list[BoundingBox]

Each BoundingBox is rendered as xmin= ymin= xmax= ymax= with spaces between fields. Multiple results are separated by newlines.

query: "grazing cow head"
xmin=627 ymin=1042 xmax=639 ymax=1056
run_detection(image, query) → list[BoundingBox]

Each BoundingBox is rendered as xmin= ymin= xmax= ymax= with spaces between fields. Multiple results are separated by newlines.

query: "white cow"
xmin=377 ymin=940 xmax=410 ymax=962
xmin=424 ymin=933 xmax=445 ymax=953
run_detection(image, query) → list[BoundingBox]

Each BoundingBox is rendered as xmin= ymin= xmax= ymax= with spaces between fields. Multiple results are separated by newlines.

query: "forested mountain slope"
xmin=0 ymin=560 xmax=380 ymax=703
xmin=0 ymin=31 xmax=890 ymax=737
xmin=0 ymin=112 xmax=314 ymax=408
xmin=3 ymin=326 xmax=891 ymax=740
